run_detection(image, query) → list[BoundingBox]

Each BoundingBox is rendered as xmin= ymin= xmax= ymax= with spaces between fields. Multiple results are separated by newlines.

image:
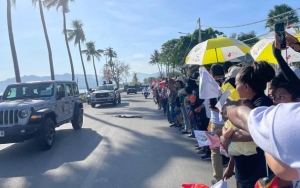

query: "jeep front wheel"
xmin=113 ymin=98 xmax=117 ymax=106
xmin=118 ymin=95 xmax=121 ymax=103
xmin=38 ymin=118 xmax=55 ymax=150
xmin=91 ymin=103 xmax=96 ymax=108
xmin=72 ymin=108 xmax=83 ymax=130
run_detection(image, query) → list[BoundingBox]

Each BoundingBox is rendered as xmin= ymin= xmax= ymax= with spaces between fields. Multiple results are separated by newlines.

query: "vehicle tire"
xmin=118 ymin=95 xmax=121 ymax=103
xmin=72 ymin=108 xmax=83 ymax=130
xmin=127 ymin=92 xmax=129 ymax=95
xmin=135 ymin=92 xmax=137 ymax=94
xmin=91 ymin=103 xmax=96 ymax=108
xmin=37 ymin=118 xmax=55 ymax=150
xmin=113 ymin=98 xmax=117 ymax=106
xmin=87 ymin=99 xmax=90 ymax=105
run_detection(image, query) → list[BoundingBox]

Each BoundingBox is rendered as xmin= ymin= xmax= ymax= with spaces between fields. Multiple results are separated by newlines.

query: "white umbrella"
xmin=250 ymin=28 xmax=300 ymax=64
xmin=186 ymin=37 xmax=250 ymax=65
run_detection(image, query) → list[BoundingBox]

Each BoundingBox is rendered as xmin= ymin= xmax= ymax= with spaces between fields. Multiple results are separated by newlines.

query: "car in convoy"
xmin=127 ymin=86 xmax=137 ymax=94
xmin=0 ymin=81 xmax=83 ymax=150
xmin=90 ymin=84 xmax=121 ymax=108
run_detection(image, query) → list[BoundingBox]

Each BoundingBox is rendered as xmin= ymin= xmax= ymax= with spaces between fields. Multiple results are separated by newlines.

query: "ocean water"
xmin=79 ymin=89 xmax=87 ymax=94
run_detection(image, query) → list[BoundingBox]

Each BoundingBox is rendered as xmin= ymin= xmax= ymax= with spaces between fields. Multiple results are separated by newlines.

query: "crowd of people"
xmin=151 ymin=32 xmax=300 ymax=187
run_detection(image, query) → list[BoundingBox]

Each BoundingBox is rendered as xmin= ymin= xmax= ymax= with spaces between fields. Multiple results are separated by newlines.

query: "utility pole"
xmin=198 ymin=18 xmax=202 ymax=43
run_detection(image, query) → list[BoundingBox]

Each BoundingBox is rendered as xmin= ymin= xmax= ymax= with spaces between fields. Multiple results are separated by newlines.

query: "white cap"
xmin=248 ymin=103 xmax=300 ymax=177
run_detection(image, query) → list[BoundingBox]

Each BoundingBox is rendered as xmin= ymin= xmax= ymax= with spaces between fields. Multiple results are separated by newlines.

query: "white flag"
xmin=210 ymin=180 xmax=228 ymax=188
xmin=199 ymin=67 xmax=221 ymax=99
xmin=216 ymin=89 xmax=231 ymax=112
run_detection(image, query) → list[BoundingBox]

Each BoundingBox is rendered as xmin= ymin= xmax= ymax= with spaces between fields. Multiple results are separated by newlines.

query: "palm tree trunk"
xmin=38 ymin=0 xmax=54 ymax=80
xmin=78 ymin=41 xmax=89 ymax=90
xmin=7 ymin=0 xmax=21 ymax=83
xmin=92 ymin=56 xmax=99 ymax=86
xmin=63 ymin=12 xmax=74 ymax=81
xmin=156 ymin=63 xmax=161 ymax=78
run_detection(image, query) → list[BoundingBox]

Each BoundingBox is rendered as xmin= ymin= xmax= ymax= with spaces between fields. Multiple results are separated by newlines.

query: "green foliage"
xmin=44 ymin=0 xmax=75 ymax=13
xmin=132 ymin=73 xmax=139 ymax=84
xmin=266 ymin=4 xmax=299 ymax=30
xmin=105 ymin=47 xmax=117 ymax=63
xmin=144 ymin=77 xmax=158 ymax=85
xmin=237 ymin=31 xmax=259 ymax=47
xmin=81 ymin=41 xmax=103 ymax=62
xmin=67 ymin=19 xmax=85 ymax=45
xmin=230 ymin=31 xmax=259 ymax=47
xmin=168 ymin=28 xmax=223 ymax=70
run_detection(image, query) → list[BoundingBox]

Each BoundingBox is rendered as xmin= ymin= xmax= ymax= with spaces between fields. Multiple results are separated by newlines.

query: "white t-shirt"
xmin=210 ymin=110 xmax=224 ymax=124
xmin=204 ymin=99 xmax=211 ymax=118
xmin=248 ymin=103 xmax=300 ymax=179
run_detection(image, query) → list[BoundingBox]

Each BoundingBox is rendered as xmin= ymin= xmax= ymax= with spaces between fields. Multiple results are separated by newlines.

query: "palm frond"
xmin=11 ymin=0 xmax=16 ymax=6
xmin=44 ymin=0 xmax=59 ymax=10
xmin=97 ymin=49 xmax=104 ymax=53
xmin=87 ymin=55 xmax=91 ymax=62
xmin=32 ymin=0 xmax=38 ymax=7
xmin=67 ymin=32 xmax=75 ymax=42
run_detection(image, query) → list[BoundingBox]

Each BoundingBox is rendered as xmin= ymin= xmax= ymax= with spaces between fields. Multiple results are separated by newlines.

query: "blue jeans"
xmin=162 ymin=99 xmax=168 ymax=114
xmin=181 ymin=106 xmax=190 ymax=130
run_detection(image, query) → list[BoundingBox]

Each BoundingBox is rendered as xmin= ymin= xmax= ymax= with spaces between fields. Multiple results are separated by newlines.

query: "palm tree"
xmin=44 ymin=0 xmax=75 ymax=81
xmin=33 ymin=0 xmax=55 ymax=80
xmin=7 ymin=0 xmax=21 ymax=82
xmin=67 ymin=20 xmax=89 ymax=90
xmin=105 ymin=47 xmax=117 ymax=63
xmin=266 ymin=4 xmax=299 ymax=30
xmin=82 ymin=42 xmax=103 ymax=86
xmin=149 ymin=50 xmax=162 ymax=77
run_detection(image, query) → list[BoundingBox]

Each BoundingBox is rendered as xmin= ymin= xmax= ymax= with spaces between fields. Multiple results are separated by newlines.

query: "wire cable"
xmin=202 ymin=7 xmax=300 ymax=29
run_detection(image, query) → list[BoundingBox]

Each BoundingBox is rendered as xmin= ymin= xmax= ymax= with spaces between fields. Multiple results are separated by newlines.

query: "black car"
xmin=127 ymin=88 xmax=137 ymax=94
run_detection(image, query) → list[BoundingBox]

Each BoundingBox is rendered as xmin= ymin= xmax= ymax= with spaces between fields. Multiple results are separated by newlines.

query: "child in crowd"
xmin=220 ymin=99 xmax=257 ymax=157
xmin=270 ymin=72 xmax=300 ymax=105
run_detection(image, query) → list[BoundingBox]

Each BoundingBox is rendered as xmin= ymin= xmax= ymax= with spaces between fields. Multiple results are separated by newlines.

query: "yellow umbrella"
xmin=185 ymin=37 xmax=250 ymax=65
xmin=250 ymin=33 xmax=300 ymax=64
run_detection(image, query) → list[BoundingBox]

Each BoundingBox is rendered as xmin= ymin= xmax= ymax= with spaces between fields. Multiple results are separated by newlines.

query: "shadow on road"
xmin=94 ymin=102 xmax=130 ymax=108
xmin=83 ymin=112 xmax=212 ymax=187
xmin=0 ymin=128 xmax=102 ymax=178
xmin=94 ymin=106 xmax=167 ymax=120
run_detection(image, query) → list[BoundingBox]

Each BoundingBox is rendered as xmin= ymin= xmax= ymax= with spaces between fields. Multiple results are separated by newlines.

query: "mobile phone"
xmin=275 ymin=23 xmax=286 ymax=48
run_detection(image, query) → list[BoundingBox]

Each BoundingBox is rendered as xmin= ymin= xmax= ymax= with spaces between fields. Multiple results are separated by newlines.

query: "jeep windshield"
xmin=97 ymin=85 xmax=114 ymax=91
xmin=2 ymin=83 xmax=54 ymax=100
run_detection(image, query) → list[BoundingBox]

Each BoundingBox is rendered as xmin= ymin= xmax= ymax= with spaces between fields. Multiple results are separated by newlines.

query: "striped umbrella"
xmin=185 ymin=37 xmax=250 ymax=65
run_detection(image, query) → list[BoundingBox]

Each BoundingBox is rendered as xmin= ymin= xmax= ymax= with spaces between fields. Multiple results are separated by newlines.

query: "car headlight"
xmin=109 ymin=93 xmax=114 ymax=96
xmin=19 ymin=109 xmax=29 ymax=118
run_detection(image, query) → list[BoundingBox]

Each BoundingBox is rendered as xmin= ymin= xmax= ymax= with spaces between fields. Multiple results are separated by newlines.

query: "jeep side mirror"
xmin=56 ymin=91 xmax=65 ymax=100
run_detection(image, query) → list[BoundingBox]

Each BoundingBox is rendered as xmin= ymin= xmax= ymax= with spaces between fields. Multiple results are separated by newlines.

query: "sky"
xmin=0 ymin=0 xmax=299 ymax=81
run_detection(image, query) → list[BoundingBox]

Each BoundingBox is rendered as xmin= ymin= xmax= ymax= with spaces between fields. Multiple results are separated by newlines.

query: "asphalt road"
xmin=0 ymin=93 xmax=235 ymax=188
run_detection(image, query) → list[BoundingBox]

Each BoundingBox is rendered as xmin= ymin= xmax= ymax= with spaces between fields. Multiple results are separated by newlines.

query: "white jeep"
xmin=0 ymin=81 xmax=83 ymax=150
xmin=90 ymin=84 xmax=121 ymax=108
